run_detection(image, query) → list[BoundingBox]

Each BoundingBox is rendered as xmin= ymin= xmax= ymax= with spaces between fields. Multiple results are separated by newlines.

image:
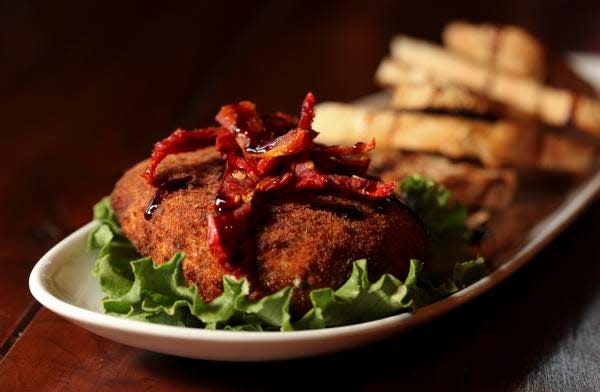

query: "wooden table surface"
xmin=1 ymin=2 xmax=599 ymax=391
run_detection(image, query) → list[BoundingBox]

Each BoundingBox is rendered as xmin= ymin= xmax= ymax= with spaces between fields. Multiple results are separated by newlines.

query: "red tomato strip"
xmin=298 ymin=92 xmax=316 ymax=130
xmin=143 ymin=127 xmax=224 ymax=185
xmin=142 ymin=93 xmax=396 ymax=272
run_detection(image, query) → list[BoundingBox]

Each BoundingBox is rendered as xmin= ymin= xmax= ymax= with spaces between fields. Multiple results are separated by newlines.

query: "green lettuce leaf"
xmin=89 ymin=180 xmax=486 ymax=331
xmin=400 ymin=175 xmax=473 ymax=282
xmin=294 ymin=259 xmax=415 ymax=329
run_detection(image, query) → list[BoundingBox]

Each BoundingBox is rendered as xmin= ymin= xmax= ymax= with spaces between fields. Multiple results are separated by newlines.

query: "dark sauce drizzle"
xmin=144 ymin=176 xmax=193 ymax=220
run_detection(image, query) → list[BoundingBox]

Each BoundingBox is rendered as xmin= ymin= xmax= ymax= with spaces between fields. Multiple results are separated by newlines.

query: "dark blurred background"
xmin=3 ymin=1 xmax=600 ymax=133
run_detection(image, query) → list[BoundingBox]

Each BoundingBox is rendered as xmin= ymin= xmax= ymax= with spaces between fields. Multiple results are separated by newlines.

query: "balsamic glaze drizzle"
xmin=144 ymin=176 xmax=192 ymax=220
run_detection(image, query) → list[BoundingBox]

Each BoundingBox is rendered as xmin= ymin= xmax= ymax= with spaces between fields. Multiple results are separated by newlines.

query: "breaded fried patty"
xmin=111 ymin=147 xmax=427 ymax=315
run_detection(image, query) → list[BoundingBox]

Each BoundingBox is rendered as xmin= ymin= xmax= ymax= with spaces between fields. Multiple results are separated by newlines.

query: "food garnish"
xmin=142 ymin=93 xmax=394 ymax=274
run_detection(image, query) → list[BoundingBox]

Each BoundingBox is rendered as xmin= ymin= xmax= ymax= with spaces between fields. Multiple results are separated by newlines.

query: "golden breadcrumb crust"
xmin=110 ymin=147 xmax=427 ymax=315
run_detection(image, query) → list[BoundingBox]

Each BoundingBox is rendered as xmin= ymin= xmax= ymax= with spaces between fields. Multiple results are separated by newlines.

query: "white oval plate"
xmin=29 ymin=54 xmax=600 ymax=361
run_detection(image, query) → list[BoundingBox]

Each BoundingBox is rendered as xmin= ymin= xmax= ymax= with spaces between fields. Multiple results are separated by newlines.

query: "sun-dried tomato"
xmin=143 ymin=93 xmax=396 ymax=272
xmin=215 ymin=101 xmax=264 ymax=137
xmin=253 ymin=128 xmax=319 ymax=157
xmin=143 ymin=127 xmax=224 ymax=185
xmin=298 ymin=92 xmax=316 ymax=130
xmin=215 ymin=101 xmax=266 ymax=150
xmin=329 ymin=175 xmax=396 ymax=197
xmin=319 ymin=138 xmax=376 ymax=156
xmin=262 ymin=112 xmax=298 ymax=136
xmin=292 ymin=160 xmax=329 ymax=190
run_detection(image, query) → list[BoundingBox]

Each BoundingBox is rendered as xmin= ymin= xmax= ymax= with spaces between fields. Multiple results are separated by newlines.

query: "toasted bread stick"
xmin=376 ymin=57 xmax=437 ymax=85
xmin=443 ymin=21 xmax=546 ymax=79
xmin=315 ymin=102 xmax=536 ymax=167
xmin=376 ymin=58 xmax=493 ymax=114
xmin=314 ymin=102 xmax=594 ymax=173
xmin=389 ymin=36 xmax=600 ymax=136
xmin=390 ymin=84 xmax=493 ymax=114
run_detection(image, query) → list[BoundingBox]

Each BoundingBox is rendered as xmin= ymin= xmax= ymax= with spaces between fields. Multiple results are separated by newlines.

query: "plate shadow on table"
xmin=133 ymin=202 xmax=600 ymax=391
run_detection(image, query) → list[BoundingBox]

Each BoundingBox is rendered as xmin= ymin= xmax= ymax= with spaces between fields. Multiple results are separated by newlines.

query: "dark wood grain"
xmin=1 ymin=1 xmax=599 ymax=391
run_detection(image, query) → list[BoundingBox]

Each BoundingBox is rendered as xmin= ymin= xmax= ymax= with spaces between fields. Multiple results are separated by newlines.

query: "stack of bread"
xmin=314 ymin=22 xmax=599 ymax=215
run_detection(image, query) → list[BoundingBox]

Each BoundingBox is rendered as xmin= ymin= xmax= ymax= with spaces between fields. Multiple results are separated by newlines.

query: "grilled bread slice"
xmin=443 ymin=21 xmax=546 ymax=79
xmin=376 ymin=58 xmax=493 ymax=115
xmin=389 ymin=36 xmax=600 ymax=137
xmin=314 ymin=102 xmax=594 ymax=174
